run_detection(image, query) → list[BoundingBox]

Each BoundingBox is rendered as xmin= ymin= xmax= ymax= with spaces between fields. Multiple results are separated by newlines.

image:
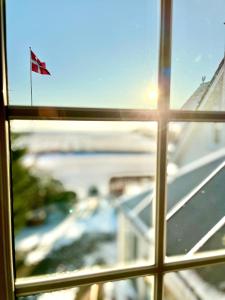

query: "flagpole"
xmin=29 ymin=47 xmax=33 ymax=106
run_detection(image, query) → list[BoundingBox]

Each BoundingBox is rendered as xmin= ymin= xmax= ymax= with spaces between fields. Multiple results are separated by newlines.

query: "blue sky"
xmin=6 ymin=0 xmax=225 ymax=109
xmin=171 ymin=0 xmax=225 ymax=108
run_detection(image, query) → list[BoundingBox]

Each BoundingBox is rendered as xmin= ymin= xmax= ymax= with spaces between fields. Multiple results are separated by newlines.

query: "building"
xmin=117 ymin=58 xmax=225 ymax=300
xmin=174 ymin=58 xmax=225 ymax=166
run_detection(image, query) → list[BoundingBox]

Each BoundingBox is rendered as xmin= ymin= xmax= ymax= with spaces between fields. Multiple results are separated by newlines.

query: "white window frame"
xmin=0 ymin=0 xmax=225 ymax=299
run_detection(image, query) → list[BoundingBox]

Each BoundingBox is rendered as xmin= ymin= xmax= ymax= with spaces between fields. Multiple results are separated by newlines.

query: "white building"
xmin=117 ymin=58 xmax=225 ymax=300
xmin=174 ymin=58 xmax=225 ymax=166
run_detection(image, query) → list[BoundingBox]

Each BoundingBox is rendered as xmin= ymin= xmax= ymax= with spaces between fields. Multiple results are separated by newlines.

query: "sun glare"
xmin=147 ymin=86 xmax=158 ymax=108
xmin=149 ymin=89 xmax=158 ymax=101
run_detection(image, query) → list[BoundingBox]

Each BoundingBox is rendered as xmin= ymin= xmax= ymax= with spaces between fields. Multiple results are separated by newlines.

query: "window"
xmin=1 ymin=1 xmax=225 ymax=300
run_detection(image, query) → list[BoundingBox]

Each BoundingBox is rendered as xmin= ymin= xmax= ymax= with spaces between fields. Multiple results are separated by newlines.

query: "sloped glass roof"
xmin=167 ymin=155 xmax=225 ymax=211
xmin=138 ymin=202 xmax=152 ymax=227
xmin=167 ymin=163 xmax=225 ymax=255
xmin=193 ymin=224 xmax=225 ymax=291
xmin=198 ymin=222 xmax=225 ymax=253
xmin=136 ymin=154 xmax=225 ymax=230
xmin=120 ymin=189 xmax=151 ymax=213
xmin=118 ymin=151 xmax=225 ymax=259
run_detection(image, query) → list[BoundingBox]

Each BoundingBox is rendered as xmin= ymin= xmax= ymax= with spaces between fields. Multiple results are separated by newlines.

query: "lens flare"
xmin=148 ymin=87 xmax=158 ymax=108
xmin=149 ymin=89 xmax=158 ymax=100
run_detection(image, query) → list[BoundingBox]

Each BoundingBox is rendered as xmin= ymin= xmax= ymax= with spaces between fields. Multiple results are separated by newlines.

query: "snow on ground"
xmin=15 ymin=131 xmax=156 ymax=154
xmin=84 ymin=240 xmax=117 ymax=267
xmin=14 ymin=131 xmax=154 ymax=299
xmin=23 ymin=152 xmax=156 ymax=196
xmin=16 ymin=198 xmax=117 ymax=266
xmin=83 ymin=199 xmax=117 ymax=234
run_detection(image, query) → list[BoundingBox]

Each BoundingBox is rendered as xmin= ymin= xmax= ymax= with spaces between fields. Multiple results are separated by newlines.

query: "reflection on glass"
xmin=17 ymin=276 xmax=153 ymax=300
xmin=164 ymin=265 xmax=225 ymax=300
xmin=7 ymin=0 xmax=158 ymax=108
xmin=166 ymin=123 xmax=225 ymax=257
xmin=11 ymin=121 xmax=156 ymax=277
xmin=171 ymin=0 xmax=225 ymax=110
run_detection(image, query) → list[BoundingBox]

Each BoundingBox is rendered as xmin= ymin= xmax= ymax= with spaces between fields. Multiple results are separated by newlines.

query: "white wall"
xmin=174 ymin=122 xmax=225 ymax=167
xmin=174 ymin=65 xmax=225 ymax=167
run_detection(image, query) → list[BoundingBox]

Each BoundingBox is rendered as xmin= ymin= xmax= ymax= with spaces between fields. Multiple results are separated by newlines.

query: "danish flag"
xmin=30 ymin=50 xmax=50 ymax=75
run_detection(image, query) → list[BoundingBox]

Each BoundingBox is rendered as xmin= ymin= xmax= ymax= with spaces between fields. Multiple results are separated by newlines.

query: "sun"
xmin=148 ymin=86 xmax=159 ymax=108
xmin=149 ymin=89 xmax=158 ymax=101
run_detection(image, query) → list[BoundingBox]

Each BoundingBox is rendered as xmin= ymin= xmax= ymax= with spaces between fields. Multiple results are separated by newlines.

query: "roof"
xmin=117 ymin=57 xmax=225 ymax=296
xmin=167 ymin=152 xmax=225 ymax=212
xmin=167 ymin=161 xmax=225 ymax=255
xmin=119 ymin=189 xmax=151 ymax=213
xmin=120 ymin=149 xmax=225 ymax=232
xmin=118 ymin=152 xmax=225 ymax=293
xmin=194 ymin=221 xmax=225 ymax=294
xmin=181 ymin=82 xmax=209 ymax=110
xmin=198 ymin=222 xmax=225 ymax=253
xmin=197 ymin=58 xmax=224 ymax=109
xmin=181 ymin=58 xmax=224 ymax=110
xmin=195 ymin=264 xmax=225 ymax=294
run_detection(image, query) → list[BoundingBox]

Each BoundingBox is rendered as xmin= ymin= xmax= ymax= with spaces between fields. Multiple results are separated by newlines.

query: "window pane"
xmin=164 ymin=264 xmax=225 ymax=300
xmin=7 ymin=0 xmax=159 ymax=108
xmin=11 ymin=121 xmax=156 ymax=277
xmin=166 ymin=122 xmax=225 ymax=258
xmin=17 ymin=276 xmax=154 ymax=300
xmin=171 ymin=0 xmax=225 ymax=110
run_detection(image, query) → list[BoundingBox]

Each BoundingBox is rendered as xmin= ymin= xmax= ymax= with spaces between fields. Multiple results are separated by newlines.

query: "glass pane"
xmin=164 ymin=264 xmax=225 ymax=300
xmin=166 ymin=122 xmax=225 ymax=258
xmin=17 ymin=276 xmax=154 ymax=300
xmin=7 ymin=0 xmax=159 ymax=108
xmin=11 ymin=121 xmax=156 ymax=277
xmin=171 ymin=0 xmax=225 ymax=110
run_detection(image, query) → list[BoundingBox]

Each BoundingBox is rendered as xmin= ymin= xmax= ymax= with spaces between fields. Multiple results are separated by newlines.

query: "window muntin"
xmin=11 ymin=120 xmax=156 ymax=278
xmin=6 ymin=0 xmax=159 ymax=109
xmin=17 ymin=276 xmax=154 ymax=300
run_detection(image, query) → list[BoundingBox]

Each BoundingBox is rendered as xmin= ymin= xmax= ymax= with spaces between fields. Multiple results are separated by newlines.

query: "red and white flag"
xmin=30 ymin=50 xmax=50 ymax=75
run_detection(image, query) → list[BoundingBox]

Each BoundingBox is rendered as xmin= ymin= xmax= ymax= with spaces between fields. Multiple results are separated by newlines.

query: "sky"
xmin=171 ymin=0 xmax=225 ymax=108
xmin=6 ymin=0 xmax=225 ymax=109
xmin=7 ymin=0 xmax=159 ymax=108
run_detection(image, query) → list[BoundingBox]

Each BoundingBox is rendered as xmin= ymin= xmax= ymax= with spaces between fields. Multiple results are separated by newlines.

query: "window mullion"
xmin=0 ymin=104 xmax=14 ymax=300
xmin=154 ymin=119 xmax=168 ymax=299
xmin=15 ymin=251 xmax=225 ymax=297
xmin=7 ymin=106 xmax=225 ymax=122
xmin=154 ymin=0 xmax=173 ymax=299
xmin=16 ymin=265 xmax=157 ymax=297
xmin=0 ymin=0 xmax=15 ymax=299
